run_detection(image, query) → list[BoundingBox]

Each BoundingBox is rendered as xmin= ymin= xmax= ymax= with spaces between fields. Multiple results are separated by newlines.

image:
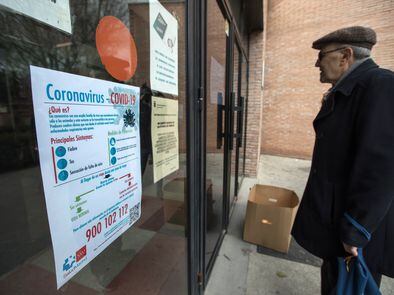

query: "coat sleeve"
xmin=340 ymin=71 xmax=394 ymax=248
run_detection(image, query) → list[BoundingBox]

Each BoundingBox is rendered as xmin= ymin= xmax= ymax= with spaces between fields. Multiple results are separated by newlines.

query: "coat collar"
xmin=332 ymin=58 xmax=379 ymax=96
xmin=313 ymin=59 xmax=379 ymax=126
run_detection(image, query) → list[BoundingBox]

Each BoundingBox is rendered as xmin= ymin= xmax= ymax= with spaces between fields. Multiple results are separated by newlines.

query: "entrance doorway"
xmin=203 ymin=0 xmax=248 ymax=286
xmin=204 ymin=0 xmax=227 ymax=277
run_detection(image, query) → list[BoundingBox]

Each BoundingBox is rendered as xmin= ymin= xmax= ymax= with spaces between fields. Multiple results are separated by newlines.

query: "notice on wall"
xmin=149 ymin=0 xmax=178 ymax=96
xmin=151 ymin=96 xmax=179 ymax=183
xmin=30 ymin=66 xmax=142 ymax=288
xmin=0 ymin=0 xmax=72 ymax=34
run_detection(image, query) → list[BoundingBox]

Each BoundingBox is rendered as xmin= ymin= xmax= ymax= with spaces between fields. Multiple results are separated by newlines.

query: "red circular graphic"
xmin=96 ymin=16 xmax=138 ymax=81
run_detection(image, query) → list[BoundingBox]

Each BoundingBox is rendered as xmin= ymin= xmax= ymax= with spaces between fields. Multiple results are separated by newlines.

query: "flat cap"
xmin=312 ymin=26 xmax=377 ymax=50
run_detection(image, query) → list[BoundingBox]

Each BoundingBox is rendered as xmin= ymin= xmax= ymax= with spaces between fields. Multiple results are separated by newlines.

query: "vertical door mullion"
xmin=242 ymin=55 xmax=249 ymax=178
xmin=201 ymin=0 xmax=207 ymax=290
xmin=234 ymin=44 xmax=243 ymax=197
xmin=223 ymin=21 xmax=234 ymax=229
xmin=186 ymin=0 xmax=204 ymax=294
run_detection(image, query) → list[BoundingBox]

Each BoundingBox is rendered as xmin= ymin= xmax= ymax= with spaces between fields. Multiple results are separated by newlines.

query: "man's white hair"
xmin=344 ymin=44 xmax=371 ymax=60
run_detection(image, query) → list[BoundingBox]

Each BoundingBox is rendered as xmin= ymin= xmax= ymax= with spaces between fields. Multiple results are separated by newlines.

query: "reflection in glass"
xmin=205 ymin=0 xmax=227 ymax=270
xmin=229 ymin=44 xmax=240 ymax=204
xmin=237 ymin=54 xmax=248 ymax=191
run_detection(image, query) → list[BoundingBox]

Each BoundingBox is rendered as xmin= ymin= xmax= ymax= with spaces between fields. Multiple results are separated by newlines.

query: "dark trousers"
xmin=321 ymin=258 xmax=382 ymax=295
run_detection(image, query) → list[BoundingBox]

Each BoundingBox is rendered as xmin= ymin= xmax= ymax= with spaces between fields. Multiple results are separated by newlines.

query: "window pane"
xmin=0 ymin=1 xmax=187 ymax=294
xmin=205 ymin=0 xmax=227 ymax=269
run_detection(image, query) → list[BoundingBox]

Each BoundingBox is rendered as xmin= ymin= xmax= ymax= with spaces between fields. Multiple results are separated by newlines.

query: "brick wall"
xmin=243 ymin=0 xmax=267 ymax=177
xmin=260 ymin=0 xmax=394 ymax=158
xmin=244 ymin=30 xmax=265 ymax=177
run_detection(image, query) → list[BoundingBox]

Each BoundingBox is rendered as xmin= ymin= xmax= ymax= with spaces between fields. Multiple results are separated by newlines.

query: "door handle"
xmin=216 ymin=92 xmax=224 ymax=149
xmin=229 ymin=92 xmax=235 ymax=150
xmin=237 ymin=96 xmax=244 ymax=147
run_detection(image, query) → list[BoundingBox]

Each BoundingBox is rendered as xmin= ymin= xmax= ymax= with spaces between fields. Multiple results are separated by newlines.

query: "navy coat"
xmin=292 ymin=59 xmax=394 ymax=277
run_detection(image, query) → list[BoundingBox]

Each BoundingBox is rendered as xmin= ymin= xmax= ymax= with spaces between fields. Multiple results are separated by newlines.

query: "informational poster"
xmin=149 ymin=0 xmax=178 ymax=96
xmin=30 ymin=66 xmax=142 ymax=288
xmin=0 ymin=0 xmax=72 ymax=34
xmin=151 ymin=96 xmax=179 ymax=183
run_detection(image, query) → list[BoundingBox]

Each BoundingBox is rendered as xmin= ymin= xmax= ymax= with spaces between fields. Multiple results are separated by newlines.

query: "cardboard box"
xmin=243 ymin=184 xmax=299 ymax=253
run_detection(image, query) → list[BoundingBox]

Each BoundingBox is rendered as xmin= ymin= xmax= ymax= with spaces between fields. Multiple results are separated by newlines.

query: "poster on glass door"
xmin=149 ymin=0 xmax=178 ymax=96
xmin=0 ymin=0 xmax=72 ymax=34
xmin=30 ymin=66 xmax=142 ymax=288
xmin=151 ymin=96 xmax=179 ymax=183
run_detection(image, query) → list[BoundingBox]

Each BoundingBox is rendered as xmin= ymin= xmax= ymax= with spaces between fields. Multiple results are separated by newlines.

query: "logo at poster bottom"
xmin=63 ymin=255 xmax=75 ymax=272
xmin=62 ymin=246 xmax=88 ymax=276
xmin=76 ymin=245 xmax=87 ymax=262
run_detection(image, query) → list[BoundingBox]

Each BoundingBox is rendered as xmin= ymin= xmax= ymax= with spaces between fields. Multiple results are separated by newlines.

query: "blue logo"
xmin=63 ymin=255 xmax=75 ymax=271
xmin=110 ymin=138 xmax=116 ymax=146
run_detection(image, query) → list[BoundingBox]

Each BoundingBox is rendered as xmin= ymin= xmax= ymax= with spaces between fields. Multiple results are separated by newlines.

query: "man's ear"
xmin=341 ymin=47 xmax=353 ymax=61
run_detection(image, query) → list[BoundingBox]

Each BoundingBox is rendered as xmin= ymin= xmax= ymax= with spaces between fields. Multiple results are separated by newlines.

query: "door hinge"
xmin=197 ymin=272 xmax=203 ymax=285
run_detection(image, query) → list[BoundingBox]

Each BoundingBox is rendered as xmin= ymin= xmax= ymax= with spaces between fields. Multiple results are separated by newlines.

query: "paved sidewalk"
xmin=205 ymin=155 xmax=394 ymax=295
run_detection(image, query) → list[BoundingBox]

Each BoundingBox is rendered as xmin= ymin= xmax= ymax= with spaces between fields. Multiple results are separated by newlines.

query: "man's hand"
xmin=343 ymin=242 xmax=358 ymax=256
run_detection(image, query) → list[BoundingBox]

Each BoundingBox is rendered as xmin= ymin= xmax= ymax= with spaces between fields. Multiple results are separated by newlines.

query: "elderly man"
xmin=292 ymin=26 xmax=394 ymax=294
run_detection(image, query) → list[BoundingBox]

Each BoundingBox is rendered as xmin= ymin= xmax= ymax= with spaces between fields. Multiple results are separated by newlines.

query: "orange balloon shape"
xmin=96 ymin=16 xmax=138 ymax=81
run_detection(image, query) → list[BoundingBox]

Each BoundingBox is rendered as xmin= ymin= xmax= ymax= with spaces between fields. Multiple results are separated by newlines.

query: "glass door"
xmin=204 ymin=0 xmax=227 ymax=276
xmin=229 ymin=42 xmax=241 ymax=205
xmin=234 ymin=52 xmax=248 ymax=196
xmin=0 ymin=1 xmax=189 ymax=294
xmin=203 ymin=0 xmax=248 ymax=287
